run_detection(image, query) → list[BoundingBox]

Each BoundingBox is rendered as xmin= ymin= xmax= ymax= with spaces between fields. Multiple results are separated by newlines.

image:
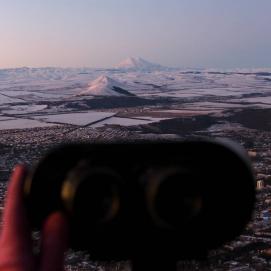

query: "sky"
xmin=0 ymin=0 xmax=271 ymax=69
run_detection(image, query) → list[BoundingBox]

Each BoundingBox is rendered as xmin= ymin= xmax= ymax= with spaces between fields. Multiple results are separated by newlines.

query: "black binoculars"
xmin=24 ymin=139 xmax=255 ymax=270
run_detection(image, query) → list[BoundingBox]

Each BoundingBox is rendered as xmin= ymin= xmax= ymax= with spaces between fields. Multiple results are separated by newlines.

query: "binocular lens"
xmin=146 ymin=169 xmax=202 ymax=228
xmin=62 ymin=168 xmax=121 ymax=224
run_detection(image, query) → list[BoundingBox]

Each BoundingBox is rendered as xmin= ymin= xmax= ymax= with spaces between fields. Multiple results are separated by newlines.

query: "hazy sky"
xmin=1 ymin=0 xmax=271 ymax=69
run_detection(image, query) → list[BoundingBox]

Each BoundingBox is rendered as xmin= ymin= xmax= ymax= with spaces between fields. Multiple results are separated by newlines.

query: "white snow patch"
xmin=0 ymin=118 xmax=56 ymax=130
xmin=32 ymin=111 xmax=115 ymax=126
xmin=2 ymin=105 xmax=48 ymax=115
xmin=91 ymin=116 xmax=167 ymax=128
xmin=231 ymin=97 xmax=271 ymax=104
xmin=0 ymin=93 xmax=24 ymax=104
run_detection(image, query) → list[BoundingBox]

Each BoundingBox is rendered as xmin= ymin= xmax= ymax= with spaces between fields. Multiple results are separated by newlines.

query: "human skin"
xmin=0 ymin=165 xmax=69 ymax=271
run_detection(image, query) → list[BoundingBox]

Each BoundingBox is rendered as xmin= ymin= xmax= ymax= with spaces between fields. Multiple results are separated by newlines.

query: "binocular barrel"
xmin=24 ymin=139 xmax=255 ymax=263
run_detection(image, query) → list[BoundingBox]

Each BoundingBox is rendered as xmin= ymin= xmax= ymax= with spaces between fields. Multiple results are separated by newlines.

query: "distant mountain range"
xmin=78 ymin=75 xmax=135 ymax=97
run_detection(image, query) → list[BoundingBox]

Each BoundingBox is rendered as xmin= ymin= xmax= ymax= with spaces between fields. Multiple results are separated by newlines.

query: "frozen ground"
xmin=32 ymin=111 xmax=115 ymax=126
xmin=0 ymin=67 xmax=271 ymax=131
xmin=0 ymin=118 xmax=55 ymax=130
xmin=91 ymin=116 xmax=168 ymax=128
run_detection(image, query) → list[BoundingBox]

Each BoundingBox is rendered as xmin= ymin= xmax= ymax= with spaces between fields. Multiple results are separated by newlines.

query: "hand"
xmin=0 ymin=165 xmax=69 ymax=271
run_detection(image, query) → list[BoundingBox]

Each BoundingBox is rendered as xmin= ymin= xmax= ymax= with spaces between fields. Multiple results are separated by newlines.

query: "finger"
xmin=0 ymin=165 xmax=32 ymax=250
xmin=39 ymin=212 xmax=69 ymax=271
xmin=0 ymin=165 xmax=34 ymax=270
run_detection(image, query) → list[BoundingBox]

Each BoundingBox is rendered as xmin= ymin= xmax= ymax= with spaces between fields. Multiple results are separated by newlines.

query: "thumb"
xmin=0 ymin=164 xmax=33 ymax=252
xmin=39 ymin=212 xmax=69 ymax=271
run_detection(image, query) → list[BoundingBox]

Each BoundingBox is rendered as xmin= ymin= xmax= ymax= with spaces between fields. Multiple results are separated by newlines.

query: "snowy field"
xmin=1 ymin=66 xmax=271 ymax=130
xmin=32 ymin=112 xmax=115 ymax=126
xmin=0 ymin=118 xmax=56 ymax=130
xmin=91 ymin=116 xmax=168 ymax=128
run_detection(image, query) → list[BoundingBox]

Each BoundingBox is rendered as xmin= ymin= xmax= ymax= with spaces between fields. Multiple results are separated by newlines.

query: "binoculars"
xmin=24 ymin=139 xmax=255 ymax=270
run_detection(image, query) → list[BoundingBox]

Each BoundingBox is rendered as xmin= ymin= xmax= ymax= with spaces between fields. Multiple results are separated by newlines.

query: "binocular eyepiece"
xmin=24 ymin=140 xmax=255 ymax=263
xmin=61 ymin=164 xmax=122 ymax=224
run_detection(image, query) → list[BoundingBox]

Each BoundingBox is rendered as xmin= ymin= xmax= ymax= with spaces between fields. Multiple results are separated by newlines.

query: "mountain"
xmin=115 ymin=57 xmax=165 ymax=71
xmin=78 ymin=75 xmax=135 ymax=97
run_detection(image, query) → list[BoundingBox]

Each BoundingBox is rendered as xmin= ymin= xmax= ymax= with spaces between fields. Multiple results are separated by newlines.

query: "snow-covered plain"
xmin=2 ymin=105 xmax=48 ymax=115
xmin=0 ymin=63 xmax=271 ymax=130
xmin=32 ymin=112 xmax=115 ymax=126
xmin=91 ymin=117 xmax=168 ymax=128
xmin=0 ymin=118 xmax=56 ymax=130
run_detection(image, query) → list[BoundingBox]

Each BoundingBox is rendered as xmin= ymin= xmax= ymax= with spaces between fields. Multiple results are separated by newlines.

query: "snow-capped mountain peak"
xmin=91 ymin=75 xmax=115 ymax=87
xmin=78 ymin=75 xmax=134 ymax=97
xmin=116 ymin=57 xmax=165 ymax=70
